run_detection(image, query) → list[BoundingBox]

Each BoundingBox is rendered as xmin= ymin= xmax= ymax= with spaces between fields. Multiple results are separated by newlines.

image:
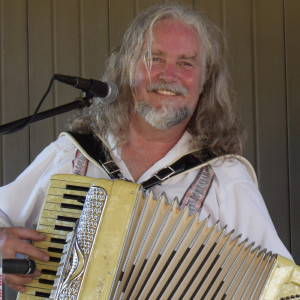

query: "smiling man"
xmin=0 ymin=3 xmax=292 ymax=294
xmin=133 ymin=18 xmax=202 ymax=127
xmin=122 ymin=18 xmax=204 ymax=181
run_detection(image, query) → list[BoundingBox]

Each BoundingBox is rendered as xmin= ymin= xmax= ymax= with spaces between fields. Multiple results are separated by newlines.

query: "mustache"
xmin=147 ymin=82 xmax=188 ymax=97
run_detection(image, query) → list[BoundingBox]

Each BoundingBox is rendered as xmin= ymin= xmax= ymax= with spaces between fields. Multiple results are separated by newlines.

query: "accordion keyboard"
xmin=17 ymin=175 xmax=109 ymax=299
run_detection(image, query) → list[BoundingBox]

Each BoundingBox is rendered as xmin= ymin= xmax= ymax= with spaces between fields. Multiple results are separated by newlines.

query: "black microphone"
xmin=3 ymin=259 xmax=36 ymax=275
xmin=54 ymin=74 xmax=118 ymax=104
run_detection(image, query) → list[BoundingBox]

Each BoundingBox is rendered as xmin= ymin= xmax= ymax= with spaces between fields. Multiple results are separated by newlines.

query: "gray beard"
xmin=135 ymin=101 xmax=193 ymax=130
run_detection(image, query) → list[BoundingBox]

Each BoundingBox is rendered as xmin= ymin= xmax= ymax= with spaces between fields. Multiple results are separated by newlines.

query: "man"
xmin=0 ymin=3 xmax=292 ymax=293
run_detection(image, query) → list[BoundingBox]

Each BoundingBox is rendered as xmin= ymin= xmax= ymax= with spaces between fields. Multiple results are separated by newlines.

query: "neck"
xmin=121 ymin=113 xmax=188 ymax=181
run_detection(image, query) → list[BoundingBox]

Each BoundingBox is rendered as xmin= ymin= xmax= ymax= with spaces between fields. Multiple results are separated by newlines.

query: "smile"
xmin=155 ymin=89 xmax=178 ymax=96
xmin=147 ymin=82 xmax=188 ymax=97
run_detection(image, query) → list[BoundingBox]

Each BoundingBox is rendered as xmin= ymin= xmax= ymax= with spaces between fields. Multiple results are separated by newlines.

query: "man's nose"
xmin=158 ymin=63 xmax=178 ymax=82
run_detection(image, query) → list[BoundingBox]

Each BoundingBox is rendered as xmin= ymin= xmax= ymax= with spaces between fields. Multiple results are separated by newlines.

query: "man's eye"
xmin=179 ymin=61 xmax=193 ymax=67
xmin=152 ymin=57 xmax=161 ymax=62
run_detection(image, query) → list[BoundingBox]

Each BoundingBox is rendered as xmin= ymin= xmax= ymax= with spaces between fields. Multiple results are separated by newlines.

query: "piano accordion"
xmin=17 ymin=174 xmax=300 ymax=300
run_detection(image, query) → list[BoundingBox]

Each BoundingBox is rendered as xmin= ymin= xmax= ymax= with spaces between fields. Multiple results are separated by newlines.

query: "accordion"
xmin=17 ymin=174 xmax=300 ymax=299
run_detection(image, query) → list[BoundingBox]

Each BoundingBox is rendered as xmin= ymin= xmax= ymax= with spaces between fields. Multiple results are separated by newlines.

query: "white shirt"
xmin=0 ymin=132 xmax=292 ymax=260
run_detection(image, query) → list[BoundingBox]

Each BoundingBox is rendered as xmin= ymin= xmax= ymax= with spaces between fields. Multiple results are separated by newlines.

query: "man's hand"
xmin=0 ymin=227 xmax=49 ymax=292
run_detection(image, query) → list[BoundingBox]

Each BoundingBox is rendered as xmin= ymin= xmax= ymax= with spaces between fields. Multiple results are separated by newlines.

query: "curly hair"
xmin=67 ymin=3 xmax=245 ymax=157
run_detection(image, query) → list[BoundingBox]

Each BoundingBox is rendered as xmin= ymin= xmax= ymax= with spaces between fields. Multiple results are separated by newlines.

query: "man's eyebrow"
xmin=178 ymin=54 xmax=200 ymax=62
xmin=150 ymin=50 xmax=200 ymax=61
xmin=150 ymin=50 xmax=164 ymax=56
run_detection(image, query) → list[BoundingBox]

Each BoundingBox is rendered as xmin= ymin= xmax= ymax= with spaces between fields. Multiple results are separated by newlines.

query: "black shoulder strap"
xmin=66 ymin=132 xmax=215 ymax=189
xmin=66 ymin=131 xmax=124 ymax=180
xmin=141 ymin=149 xmax=215 ymax=189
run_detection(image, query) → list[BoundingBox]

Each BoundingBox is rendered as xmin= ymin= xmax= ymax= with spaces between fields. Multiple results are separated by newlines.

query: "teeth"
xmin=156 ymin=89 xmax=177 ymax=96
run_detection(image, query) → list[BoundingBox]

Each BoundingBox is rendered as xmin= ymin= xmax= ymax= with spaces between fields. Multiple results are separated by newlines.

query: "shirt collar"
xmin=107 ymin=131 xmax=192 ymax=183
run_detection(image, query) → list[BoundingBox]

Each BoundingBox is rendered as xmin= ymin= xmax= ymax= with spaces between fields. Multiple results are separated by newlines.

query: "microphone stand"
xmin=0 ymin=96 xmax=92 ymax=135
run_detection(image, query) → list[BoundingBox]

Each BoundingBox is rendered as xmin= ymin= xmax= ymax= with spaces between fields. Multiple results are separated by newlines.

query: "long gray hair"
xmin=68 ymin=3 xmax=245 ymax=156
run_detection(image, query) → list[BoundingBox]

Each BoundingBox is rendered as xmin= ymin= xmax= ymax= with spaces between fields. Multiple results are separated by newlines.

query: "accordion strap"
xmin=63 ymin=132 xmax=216 ymax=188
xmin=65 ymin=131 xmax=125 ymax=180
xmin=72 ymin=149 xmax=89 ymax=176
xmin=142 ymin=149 xmax=215 ymax=188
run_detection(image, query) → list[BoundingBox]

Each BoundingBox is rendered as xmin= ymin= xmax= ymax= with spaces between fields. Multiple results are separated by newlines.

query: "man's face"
xmin=132 ymin=18 xmax=204 ymax=130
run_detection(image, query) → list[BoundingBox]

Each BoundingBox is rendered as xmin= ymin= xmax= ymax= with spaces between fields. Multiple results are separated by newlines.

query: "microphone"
xmin=54 ymin=74 xmax=118 ymax=104
xmin=3 ymin=259 xmax=36 ymax=275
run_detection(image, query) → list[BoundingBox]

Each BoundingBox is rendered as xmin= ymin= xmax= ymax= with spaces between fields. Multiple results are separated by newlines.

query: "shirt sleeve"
xmin=0 ymin=136 xmax=77 ymax=228
xmin=211 ymin=158 xmax=293 ymax=260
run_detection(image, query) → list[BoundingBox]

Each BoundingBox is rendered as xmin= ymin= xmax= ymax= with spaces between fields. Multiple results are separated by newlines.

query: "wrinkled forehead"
xmin=156 ymin=17 xmax=198 ymax=35
xmin=142 ymin=18 xmax=203 ymax=61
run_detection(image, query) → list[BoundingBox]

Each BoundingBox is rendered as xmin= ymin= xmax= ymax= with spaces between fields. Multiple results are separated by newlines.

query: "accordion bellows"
xmin=18 ymin=175 xmax=300 ymax=300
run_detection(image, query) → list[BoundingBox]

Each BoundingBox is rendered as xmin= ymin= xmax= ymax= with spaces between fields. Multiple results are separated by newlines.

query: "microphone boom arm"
xmin=0 ymin=96 xmax=92 ymax=135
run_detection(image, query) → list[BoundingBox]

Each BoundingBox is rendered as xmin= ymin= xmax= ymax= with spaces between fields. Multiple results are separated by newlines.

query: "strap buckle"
xmin=154 ymin=166 xmax=178 ymax=181
xmin=102 ymin=160 xmax=121 ymax=176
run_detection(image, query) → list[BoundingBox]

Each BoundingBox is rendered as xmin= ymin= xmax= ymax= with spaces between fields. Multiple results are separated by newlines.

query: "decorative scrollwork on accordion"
xmin=53 ymin=186 xmax=107 ymax=299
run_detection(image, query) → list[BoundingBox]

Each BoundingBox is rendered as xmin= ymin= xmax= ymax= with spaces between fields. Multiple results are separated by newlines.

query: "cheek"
xmin=148 ymin=64 xmax=163 ymax=78
xmin=183 ymin=72 xmax=202 ymax=93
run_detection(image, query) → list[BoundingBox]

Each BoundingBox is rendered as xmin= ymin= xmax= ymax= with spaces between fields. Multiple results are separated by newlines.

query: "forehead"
xmin=150 ymin=18 xmax=202 ymax=57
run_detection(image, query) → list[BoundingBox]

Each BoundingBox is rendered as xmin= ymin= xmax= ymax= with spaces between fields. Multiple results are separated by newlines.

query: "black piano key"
xmin=54 ymin=225 xmax=73 ymax=232
xmin=49 ymin=257 xmax=61 ymax=263
xmin=57 ymin=215 xmax=78 ymax=223
xmin=48 ymin=247 xmax=63 ymax=254
xmin=35 ymin=291 xmax=50 ymax=298
xmin=63 ymin=193 xmax=86 ymax=203
xmin=39 ymin=278 xmax=55 ymax=286
xmin=50 ymin=237 xmax=66 ymax=244
xmin=41 ymin=269 xmax=57 ymax=276
xmin=60 ymin=203 xmax=83 ymax=210
xmin=65 ymin=184 xmax=89 ymax=192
